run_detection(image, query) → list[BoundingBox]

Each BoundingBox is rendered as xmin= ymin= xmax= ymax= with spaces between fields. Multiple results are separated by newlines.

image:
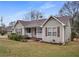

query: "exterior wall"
xmin=13 ymin=22 xmax=25 ymax=35
xmin=42 ymin=18 xmax=64 ymax=43
xmin=64 ymin=20 xmax=71 ymax=42
xmin=7 ymin=31 xmax=12 ymax=35
xmin=36 ymin=33 xmax=42 ymax=38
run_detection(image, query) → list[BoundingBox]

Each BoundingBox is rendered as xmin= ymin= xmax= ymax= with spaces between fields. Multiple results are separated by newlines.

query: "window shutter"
xmin=45 ymin=27 xmax=47 ymax=36
xmin=57 ymin=27 xmax=60 ymax=37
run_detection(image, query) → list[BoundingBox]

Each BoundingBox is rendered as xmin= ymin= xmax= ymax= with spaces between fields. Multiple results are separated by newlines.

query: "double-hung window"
xmin=37 ymin=28 xmax=42 ymax=33
xmin=27 ymin=28 xmax=31 ymax=33
xmin=52 ymin=27 xmax=56 ymax=36
xmin=45 ymin=27 xmax=60 ymax=37
xmin=47 ymin=27 xmax=52 ymax=36
xmin=45 ymin=27 xmax=57 ymax=36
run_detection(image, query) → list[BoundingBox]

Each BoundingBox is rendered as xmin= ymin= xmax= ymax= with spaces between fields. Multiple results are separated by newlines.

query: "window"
xmin=48 ymin=32 xmax=51 ymax=36
xmin=45 ymin=27 xmax=57 ymax=36
xmin=37 ymin=28 xmax=42 ymax=33
xmin=57 ymin=27 xmax=60 ymax=37
xmin=27 ymin=28 xmax=31 ymax=33
xmin=52 ymin=32 xmax=56 ymax=36
xmin=52 ymin=27 xmax=57 ymax=36
xmin=47 ymin=27 xmax=52 ymax=36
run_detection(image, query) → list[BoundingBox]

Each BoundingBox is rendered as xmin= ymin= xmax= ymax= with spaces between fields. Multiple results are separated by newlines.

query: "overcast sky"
xmin=0 ymin=1 xmax=65 ymax=26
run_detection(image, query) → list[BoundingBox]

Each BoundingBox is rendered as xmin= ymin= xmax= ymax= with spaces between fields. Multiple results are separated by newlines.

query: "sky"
xmin=0 ymin=1 xmax=65 ymax=26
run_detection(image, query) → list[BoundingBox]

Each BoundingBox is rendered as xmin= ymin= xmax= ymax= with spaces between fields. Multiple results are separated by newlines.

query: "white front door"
xmin=32 ymin=28 xmax=36 ymax=37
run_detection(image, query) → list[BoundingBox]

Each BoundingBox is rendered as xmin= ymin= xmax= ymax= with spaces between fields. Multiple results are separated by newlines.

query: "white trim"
xmin=40 ymin=19 xmax=48 ymax=27
xmin=53 ymin=16 xmax=65 ymax=26
xmin=62 ymin=26 xmax=65 ymax=45
xmin=41 ymin=16 xmax=65 ymax=27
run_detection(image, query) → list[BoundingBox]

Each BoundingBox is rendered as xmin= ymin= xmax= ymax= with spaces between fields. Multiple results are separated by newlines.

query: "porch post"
xmin=31 ymin=28 xmax=33 ymax=37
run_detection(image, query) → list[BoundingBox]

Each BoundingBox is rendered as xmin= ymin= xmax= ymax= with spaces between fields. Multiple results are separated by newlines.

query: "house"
xmin=0 ymin=26 xmax=6 ymax=35
xmin=13 ymin=16 xmax=71 ymax=44
xmin=6 ymin=26 xmax=13 ymax=35
xmin=6 ymin=22 xmax=16 ymax=35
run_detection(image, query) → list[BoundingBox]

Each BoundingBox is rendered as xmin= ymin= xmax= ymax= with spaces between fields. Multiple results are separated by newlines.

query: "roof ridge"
xmin=17 ymin=19 xmax=46 ymax=22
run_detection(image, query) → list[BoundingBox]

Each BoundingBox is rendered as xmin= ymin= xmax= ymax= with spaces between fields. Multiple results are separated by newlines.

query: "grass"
xmin=0 ymin=38 xmax=79 ymax=57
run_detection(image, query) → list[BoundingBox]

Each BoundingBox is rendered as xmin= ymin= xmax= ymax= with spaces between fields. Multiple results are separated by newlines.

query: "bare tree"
xmin=59 ymin=1 xmax=79 ymax=26
xmin=0 ymin=16 xmax=3 ymax=26
xmin=9 ymin=21 xmax=16 ymax=27
xmin=0 ymin=16 xmax=6 ymax=35
xmin=0 ymin=16 xmax=5 ymax=27
xmin=24 ymin=10 xmax=43 ymax=20
xmin=59 ymin=1 xmax=79 ymax=39
xmin=59 ymin=1 xmax=79 ymax=17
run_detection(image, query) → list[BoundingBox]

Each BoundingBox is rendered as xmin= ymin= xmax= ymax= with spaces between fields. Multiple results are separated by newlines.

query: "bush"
xmin=0 ymin=30 xmax=7 ymax=36
xmin=8 ymin=33 xmax=29 ymax=42
xmin=0 ymin=32 xmax=5 ymax=35
xmin=71 ymin=32 xmax=77 ymax=41
xmin=8 ymin=33 xmax=22 ymax=41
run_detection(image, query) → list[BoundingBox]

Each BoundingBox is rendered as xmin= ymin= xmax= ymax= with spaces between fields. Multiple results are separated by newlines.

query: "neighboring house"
xmin=6 ymin=26 xmax=14 ymax=34
xmin=6 ymin=22 xmax=15 ymax=35
xmin=6 ymin=26 xmax=12 ymax=34
xmin=13 ymin=16 xmax=71 ymax=44
xmin=0 ymin=26 xmax=7 ymax=35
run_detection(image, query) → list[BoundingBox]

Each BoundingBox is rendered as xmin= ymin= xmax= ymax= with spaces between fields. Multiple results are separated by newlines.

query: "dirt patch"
xmin=73 ymin=38 xmax=79 ymax=42
xmin=0 ymin=35 xmax=8 ymax=39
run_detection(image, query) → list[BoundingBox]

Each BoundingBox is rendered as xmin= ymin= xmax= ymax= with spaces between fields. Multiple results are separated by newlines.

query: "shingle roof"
xmin=16 ymin=16 xmax=71 ymax=27
xmin=56 ymin=16 xmax=71 ymax=25
xmin=17 ymin=19 xmax=46 ymax=27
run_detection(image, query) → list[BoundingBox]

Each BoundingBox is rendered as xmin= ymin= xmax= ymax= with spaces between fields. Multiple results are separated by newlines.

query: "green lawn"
xmin=0 ymin=38 xmax=79 ymax=57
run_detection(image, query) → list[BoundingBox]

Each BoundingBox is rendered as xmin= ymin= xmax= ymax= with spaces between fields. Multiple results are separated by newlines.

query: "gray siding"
xmin=13 ymin=22 xmax=25 ymax=35
xmin=42 ymin=18 xmax=65 ymax=43
xmin=64 ymin=20 xmax=71 ymax=42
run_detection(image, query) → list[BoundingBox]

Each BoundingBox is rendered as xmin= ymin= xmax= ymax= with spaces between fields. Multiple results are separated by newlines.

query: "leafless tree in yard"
xmin=24 ymin=10 xmax=43 ymax=20
xmin=59 ymin=1 xmax=79 ymax=39
xmin=59 ymin=1 xmax=79 ymax=24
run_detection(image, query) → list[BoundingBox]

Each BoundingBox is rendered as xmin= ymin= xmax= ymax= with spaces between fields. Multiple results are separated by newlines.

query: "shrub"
xmin=71 ymin=32 xmax=77 ymax=41
xmin=0 ymin=32 xmax=5 ymax=35
xmin=0 ymin=30 xmax=7 ymax=36
xmin=8 ymin=33 xmax=29 ymax=42
xmin=8 ymin=33 xmax=22 ymax=41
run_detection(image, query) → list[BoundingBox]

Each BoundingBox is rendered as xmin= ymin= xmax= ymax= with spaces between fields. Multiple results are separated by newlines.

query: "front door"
xmin=32 ymin=28 xmax=36 ymax=37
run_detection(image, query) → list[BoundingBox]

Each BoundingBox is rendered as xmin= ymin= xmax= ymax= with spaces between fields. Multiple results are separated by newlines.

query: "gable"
xmin=14 ymin=21 xmax=24 ymax=29
xmin=43 ymin=17 xmax=63 ymax=27
xmin=41 ymin=16 xmax=65 ymax=27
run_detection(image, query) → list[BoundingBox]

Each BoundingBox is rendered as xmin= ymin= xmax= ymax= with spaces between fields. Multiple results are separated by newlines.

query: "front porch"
xmin=24 ymin=27 xmax=42 ymax=39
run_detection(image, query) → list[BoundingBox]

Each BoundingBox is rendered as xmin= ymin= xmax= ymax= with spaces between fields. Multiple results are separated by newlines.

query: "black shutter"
xmin=57 ymin=27 xmax=60 ymax=37
xmin=45 ymin=27 xmax=47 ymax=36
